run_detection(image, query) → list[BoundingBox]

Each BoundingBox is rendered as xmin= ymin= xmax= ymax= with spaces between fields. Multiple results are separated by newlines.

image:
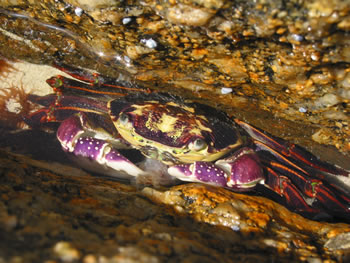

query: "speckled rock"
xmin=0 ymin=1 xmax=350 ymax=262
xmin=0 ymin=0 xmax=349 ymax=155
xmin=0 ymin=149 xmax=350 ymax=263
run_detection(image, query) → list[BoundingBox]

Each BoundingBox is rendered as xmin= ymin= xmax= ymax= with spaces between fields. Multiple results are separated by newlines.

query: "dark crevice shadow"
xmin=0 ymin=126 xmax=73 ymax=164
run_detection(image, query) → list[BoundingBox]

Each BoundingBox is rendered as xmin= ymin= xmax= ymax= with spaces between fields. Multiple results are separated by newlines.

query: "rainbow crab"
xmin=27 ymin=63 xmax=350 ymax=222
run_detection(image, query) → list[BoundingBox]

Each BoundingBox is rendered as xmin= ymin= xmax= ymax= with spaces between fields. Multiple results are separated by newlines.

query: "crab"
xmin=26 ymin=63 xmax=350 ymax=222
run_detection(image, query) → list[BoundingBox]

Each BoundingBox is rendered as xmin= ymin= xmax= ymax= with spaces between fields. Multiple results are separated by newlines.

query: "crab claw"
xmin=168 ymin=147 xmax=264 ymax=191
xmin=57 ymin=113 xmax=145 ymax=179
xmin=215 ymin=147 xmax=264 ymax=191
xmin=57 ymin=113 xmax=85 ymax=152
xmin=168 ymin=162 xmax=229 ymax=187
xmin=72 ymin=136 xmax=145 ymax=178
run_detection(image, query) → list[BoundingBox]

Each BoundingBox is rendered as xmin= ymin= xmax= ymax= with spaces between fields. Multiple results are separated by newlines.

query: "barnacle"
xmin=0 ymin=57 xmax=15 ymax=77
xmin=0 ymin=85 xmax=33 ymax=129
xmin=0 ymin=58 xmax=33 ymax=129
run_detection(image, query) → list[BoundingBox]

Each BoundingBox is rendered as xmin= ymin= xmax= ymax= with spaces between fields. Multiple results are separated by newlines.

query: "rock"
xmin=0 ymin=0 xmax=349 ymax=153
xmin=0 ymin=149 xmax=350 ymax=262
xmin=0 ymin=1 xmax=350 ymax=262
xmin=53 ymin=241 xmax=81 ymax=262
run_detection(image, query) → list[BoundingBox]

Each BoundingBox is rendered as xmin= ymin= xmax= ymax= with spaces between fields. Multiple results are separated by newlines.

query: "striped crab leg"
xmin=52 ymin=62 xmax=151 ymax=95
xmin=236 ymin=119 xmax=350 ymax=219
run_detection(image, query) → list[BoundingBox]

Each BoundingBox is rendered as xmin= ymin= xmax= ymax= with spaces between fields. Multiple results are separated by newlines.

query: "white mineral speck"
xmin=291 ymin=34 xmax=303 ymax=42
xmin=54 ymin=241 xmax=80 ymax=262
xmin=124 ymin=55 xmax=131 ymax=64
xmin=299 ymin=107 xmax=307 ymax=113
xmin=311 ymin=53 xmax=319 ymax=61
xmin=221 ymin=87 xmax=232 ymax=94
xmin=232 ymin=225 xmax=240 ymax=231
xmin=74 ymin=7 xmax=83 ymax=17
xmin=122 ymin=17 xmax=132 ymax=24
xmin=140 ymin=38 xmax=157 ymax=49
xmin=114 ymin=55 xmax=122 ymax=61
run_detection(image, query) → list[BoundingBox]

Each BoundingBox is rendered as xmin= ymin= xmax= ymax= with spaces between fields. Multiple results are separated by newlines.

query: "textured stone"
xmin=0 ymin=149 xmax=349 ymax=262
xmin=0 ymin=1 xmax=350 ymax=261
xmin=0 ymin=0 xmax=349 ymax=155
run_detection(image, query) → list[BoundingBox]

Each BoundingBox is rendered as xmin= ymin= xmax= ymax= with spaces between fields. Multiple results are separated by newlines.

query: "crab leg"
xmin=236 ymin=120 xmax=350 ymax=217
xmin=46 ymin=76 xmax=129 ymax=97
xmin=269 ymin=159 xmax=350 ymax=200
xmin=266 ymin=165 xmax=350 ymax=216
xmin=235 ymin=119 xmax=349 ymax=177
xmin=256 ymin=138 xmax=350 ymax=212
xmin=169 ymin=148 xmax=264 ymax=191
xmin=263 ymin=167 xmax=319 ymax=213
xmin=26 ymin=93 xmax=109 ymax=125
xmin=53 ymin=62 xmax=150 ymax=94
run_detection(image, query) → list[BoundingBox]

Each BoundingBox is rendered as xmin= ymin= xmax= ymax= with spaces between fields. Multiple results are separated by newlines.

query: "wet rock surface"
xmin=0 ymin=0 xmax=349 ymax=155
xmin=0 ymin=149 xmax=350 ymax=263
xmin=0 ymin=1 xmax=350 ymax=262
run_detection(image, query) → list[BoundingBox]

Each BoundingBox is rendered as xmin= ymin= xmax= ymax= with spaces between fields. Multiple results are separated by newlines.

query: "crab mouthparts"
xmin=140 ymin=146 xmax=178 ymax=164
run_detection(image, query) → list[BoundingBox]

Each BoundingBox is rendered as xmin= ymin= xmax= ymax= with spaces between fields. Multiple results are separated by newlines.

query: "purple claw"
xmin=70 ymin=135 xmax=145 ymax=177
xmin=57 ymin=114 xmax=85 ymax=151
xmin=73 ymin=136 xmax=104 ymax=159
xmin=168 ymin=163 xmax=192 ymax=177
xmin=216 ymin=147 xmax=264 ymax=191
xmin=57 ymin=113 xmax=145 ymax=178
xmin=168 ymin=162 xmax=228 ymax=187
xmin=193 ymin=162 xmax=228 ymax=186
xmin=102 ymin=146 xmax=146 ymax=177
xmin=169 ymin=148 xmax=264 ymax=191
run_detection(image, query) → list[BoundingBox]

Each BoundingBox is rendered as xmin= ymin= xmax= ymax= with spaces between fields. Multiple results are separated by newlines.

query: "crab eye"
xmin=192 ymin=138 xmax=207 ymax=151
xmin=119 ymin=113 xmax=129 ymax=125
